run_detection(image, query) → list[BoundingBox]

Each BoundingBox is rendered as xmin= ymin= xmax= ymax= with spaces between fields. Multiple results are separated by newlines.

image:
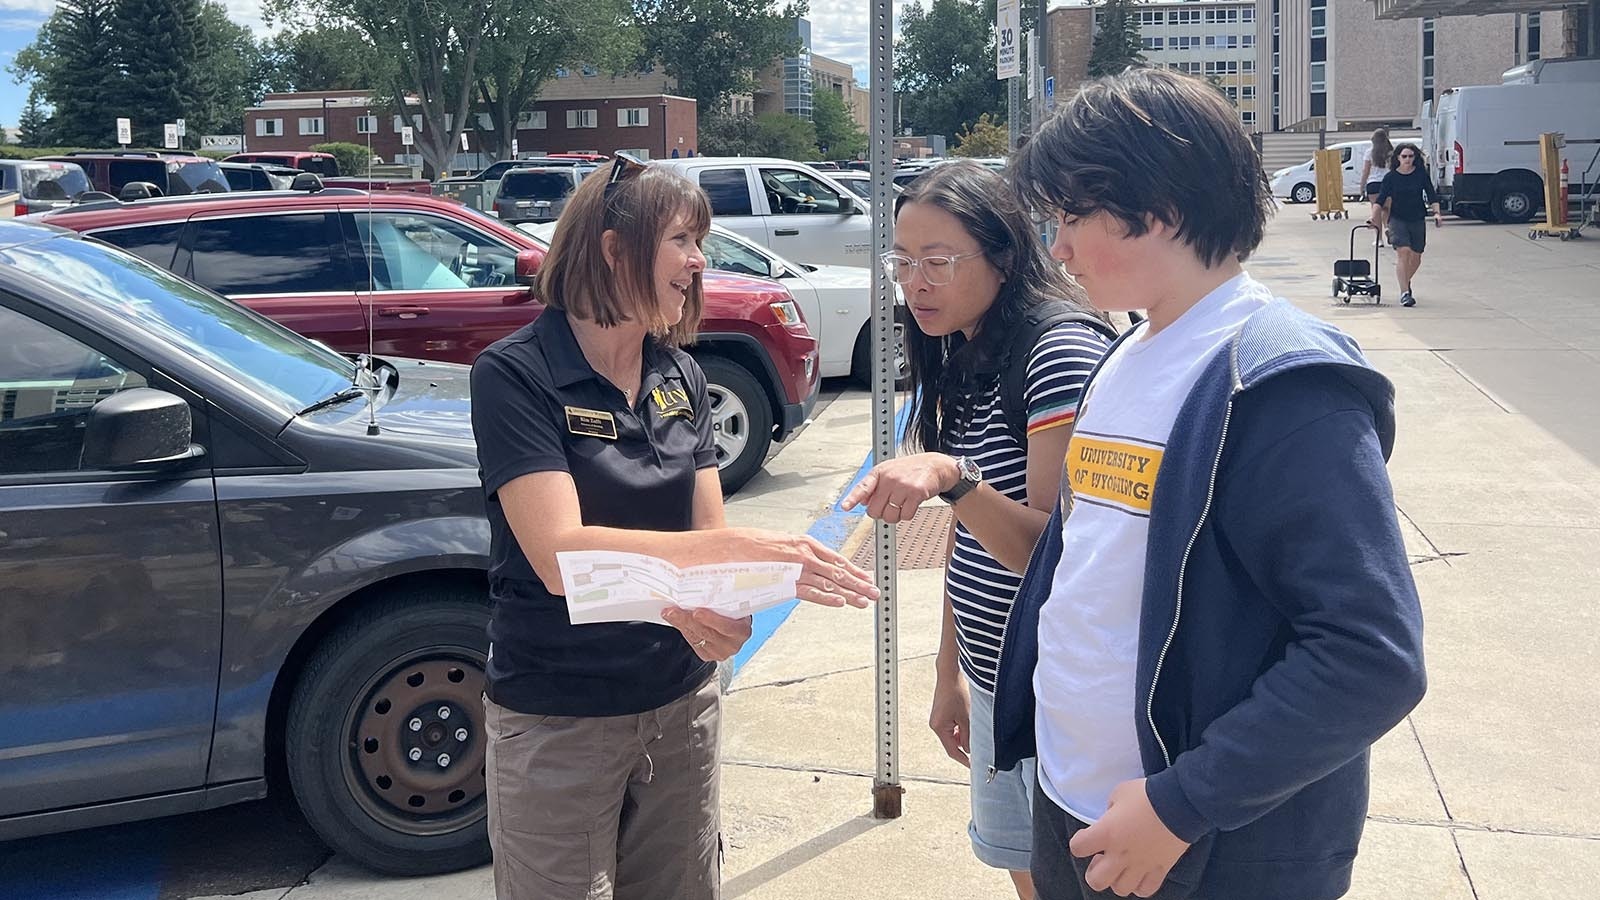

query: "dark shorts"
xmin=1365 ymin=181 xmax=1383 ymax=197
xmin=1387 ymin=217 xmax=1426 ymax=252
xmin=1032 ymin=780 xmax=1206 ymax=900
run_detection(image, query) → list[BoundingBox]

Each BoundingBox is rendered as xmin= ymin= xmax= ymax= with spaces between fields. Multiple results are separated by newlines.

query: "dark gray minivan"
xmin=491 ymin=165 xmax=593 ymax=224
xmin=0 ymin=219 xmax=493 ymax=874
xmin=0 ymin=159 xmax=94 ymax=215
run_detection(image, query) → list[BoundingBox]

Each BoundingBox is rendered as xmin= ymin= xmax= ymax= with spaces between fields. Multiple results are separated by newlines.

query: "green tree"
xmin=110 ymin=0 xmax=206 ymax=146
xmin=264 ymin=25 xmax=388 ymax=92
xmin=895 ymin=0 xmax=1004 ymax=141
xmin=698 ymin=110 xmax=762 ymax=156
xmin=17 ymin=89 xmax=53 ymax=148
xmin=1088 ymin=0 xmax=1145 ymax=77
xmin=636 ymin=0 xmax=805 ymax=114
xmin=190 ymin=2 xmax=268 ymax=136
xmin=951 ymin=112 xmax=1007 ymax=157
xmin=753 ymin=111 xmax=817 ymax=160
xmin=10 ymin=0 xmax=120 ymax=147
xmin=810 ymin=88 xmax=864 ymax=159
xmin=311 ymin=141 xmax=374 ymax=175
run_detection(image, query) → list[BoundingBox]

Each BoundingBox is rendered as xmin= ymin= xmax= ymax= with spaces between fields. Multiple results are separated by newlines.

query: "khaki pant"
xmin=484 ymin=677 xmax=721 ymax=900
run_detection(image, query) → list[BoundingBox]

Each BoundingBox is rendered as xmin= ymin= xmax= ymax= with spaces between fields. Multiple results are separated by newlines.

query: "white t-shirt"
xmin=1034 ymin=272 xmax=1272 ymax=823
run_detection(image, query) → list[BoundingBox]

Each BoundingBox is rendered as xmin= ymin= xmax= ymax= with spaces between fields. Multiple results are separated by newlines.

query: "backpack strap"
xmin=1000 ymin=303 xmax=1118 ymax=447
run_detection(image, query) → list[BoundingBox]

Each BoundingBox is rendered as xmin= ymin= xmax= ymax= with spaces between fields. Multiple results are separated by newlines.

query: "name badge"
xmin=565 ymin=406 xmax=618 ymax=440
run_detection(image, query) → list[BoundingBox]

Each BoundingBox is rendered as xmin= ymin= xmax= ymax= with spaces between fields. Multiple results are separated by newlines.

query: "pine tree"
xmin=111 ymin=0 xmax=205 ymax=146
xmin=20 ymin=1 xmax=122 ymax=146
xmin=17 ymin=89 xmax=53 ymax=148
xmin=1088 ymin=0 xmax=1146 ymax=78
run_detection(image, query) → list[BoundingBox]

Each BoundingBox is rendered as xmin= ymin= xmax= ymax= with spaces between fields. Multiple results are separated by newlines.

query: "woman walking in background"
xmin=1376 ymin=142 xmax=1443 ymax=307
xmin=1361 ymin=127 xmax=1394 ymax=234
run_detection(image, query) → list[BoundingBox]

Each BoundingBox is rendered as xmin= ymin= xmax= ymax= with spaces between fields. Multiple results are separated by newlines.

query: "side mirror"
xmin=118 ymin=181 xmax=162 ymax=201
xmin=81 ymin=388 xmax=205 ymax=470
xmin=291 ymin=172 xmax=324 ymax=192
xmin=514 ymin=248 xmax=541 ymax=286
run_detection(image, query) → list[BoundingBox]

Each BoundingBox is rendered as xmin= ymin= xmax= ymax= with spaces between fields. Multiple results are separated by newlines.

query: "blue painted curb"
xmin=728 ymin=401 xmax=910 ymax=677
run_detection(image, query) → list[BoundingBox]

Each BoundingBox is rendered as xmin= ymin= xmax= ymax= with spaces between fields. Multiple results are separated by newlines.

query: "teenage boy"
xmin=993 ymin=67 xmax=1427 ymax=900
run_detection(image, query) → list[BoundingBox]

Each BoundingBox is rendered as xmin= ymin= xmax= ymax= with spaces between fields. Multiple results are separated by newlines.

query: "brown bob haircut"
xmin=537 ymin=158 xmax=712 ymax=347
xmin=1011 ymin=66 xmax=1274 ymax=268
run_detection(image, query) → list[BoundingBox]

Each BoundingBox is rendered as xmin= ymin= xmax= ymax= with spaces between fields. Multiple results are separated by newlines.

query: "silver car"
xmin=492 ymin=165 xmax=595 ymax=224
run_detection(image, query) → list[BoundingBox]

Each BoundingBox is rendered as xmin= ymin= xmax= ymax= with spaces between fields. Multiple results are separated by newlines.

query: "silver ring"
xmin=821 ymin=579 xmax=834 ymax=592
xmin=886 ymin=502 xmax=901 ymax=508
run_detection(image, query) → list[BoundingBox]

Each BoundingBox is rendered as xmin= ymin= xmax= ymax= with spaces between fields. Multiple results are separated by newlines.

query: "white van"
xmin=1270 ymin=140 xmax=1371 ymax=204
xmin=1435 ymin=82 xmax=1600 ymax=222
xmin=653 ymin=157 xmax=871 ymax=268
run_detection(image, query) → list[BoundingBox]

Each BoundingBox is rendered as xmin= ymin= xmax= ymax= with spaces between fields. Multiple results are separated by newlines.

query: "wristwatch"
xmin=940 ymin=456 xmax=983 ymax=505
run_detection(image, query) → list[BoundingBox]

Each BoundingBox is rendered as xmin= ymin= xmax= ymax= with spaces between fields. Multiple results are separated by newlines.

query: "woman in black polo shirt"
xmin=469 ymin=156 xmax=877 ymax=900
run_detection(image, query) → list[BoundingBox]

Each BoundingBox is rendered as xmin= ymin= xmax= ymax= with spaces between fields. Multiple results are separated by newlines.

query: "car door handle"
xmin=774 ymin=228 xmax=800 ymax=236
xmin=378 ymin=306 xmax=430 ymax=319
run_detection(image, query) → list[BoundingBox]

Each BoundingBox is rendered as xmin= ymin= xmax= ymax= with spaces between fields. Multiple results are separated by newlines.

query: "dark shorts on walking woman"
xmin=470 ymin=156 xmax=877 ymax=900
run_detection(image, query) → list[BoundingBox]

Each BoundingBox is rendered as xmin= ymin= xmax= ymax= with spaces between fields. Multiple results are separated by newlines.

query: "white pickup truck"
xmin=652 ymin=157 xmax=873 ymax=269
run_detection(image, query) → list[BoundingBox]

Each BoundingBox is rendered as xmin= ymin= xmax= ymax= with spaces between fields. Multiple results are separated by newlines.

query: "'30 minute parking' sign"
xmin=996 ymin=0 xmax=1019 ymax=80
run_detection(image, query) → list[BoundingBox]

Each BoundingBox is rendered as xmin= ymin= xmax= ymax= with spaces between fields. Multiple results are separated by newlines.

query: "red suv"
xmin=41 ymin=191 xmax=818 ymax=492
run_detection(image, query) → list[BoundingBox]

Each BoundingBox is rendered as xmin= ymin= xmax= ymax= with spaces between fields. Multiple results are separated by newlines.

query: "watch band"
xmin=939 ymin=456 xmax=982 ymax=505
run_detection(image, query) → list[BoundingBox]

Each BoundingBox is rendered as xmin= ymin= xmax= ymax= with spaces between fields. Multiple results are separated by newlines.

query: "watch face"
xmin=959 ymin=457 xmax=982 ymax=482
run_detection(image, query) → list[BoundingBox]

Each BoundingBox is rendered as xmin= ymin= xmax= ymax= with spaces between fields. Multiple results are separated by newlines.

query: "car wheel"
xmin=1292 ymin=183 xmax=1315 ymax=204
xmin=697 ymin=355 xmax=773 ymax=495
xmin=852 ymin=307 xmax=911 ymax=390
xmin=285 ymin=589 xmax=491 ymax=875
xmin=1492 ymin=185 xmax=1537 ymax=223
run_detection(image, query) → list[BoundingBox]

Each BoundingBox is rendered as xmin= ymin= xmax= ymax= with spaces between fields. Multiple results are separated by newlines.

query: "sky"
xmin=0 ymin=1 xmax=878 ymax=130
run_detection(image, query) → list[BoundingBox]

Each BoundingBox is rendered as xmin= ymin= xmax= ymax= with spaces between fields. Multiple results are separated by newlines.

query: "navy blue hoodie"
xmin=992 ymin=300 xmax=1426 ymax=900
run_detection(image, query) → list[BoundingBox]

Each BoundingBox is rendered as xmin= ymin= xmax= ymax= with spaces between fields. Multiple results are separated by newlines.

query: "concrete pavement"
xmin=206 ymin=210 xmax=1599 ymax=899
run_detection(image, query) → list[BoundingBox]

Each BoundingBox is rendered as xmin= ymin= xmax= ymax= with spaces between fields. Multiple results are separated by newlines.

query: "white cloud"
xmin=807 ymin=0 xmax=906 ymax=88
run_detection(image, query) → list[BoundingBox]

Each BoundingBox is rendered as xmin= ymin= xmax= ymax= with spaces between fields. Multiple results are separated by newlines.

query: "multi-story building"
xmin=754 ymin=18 xmax=871 ymax=134
xmin=1265 ymin=1 xmax=1576 ymax=132
xmin=242 ymin=89 xmax=697 ymax=174
xmin=810 ymin=52 xmax=872 ymax=132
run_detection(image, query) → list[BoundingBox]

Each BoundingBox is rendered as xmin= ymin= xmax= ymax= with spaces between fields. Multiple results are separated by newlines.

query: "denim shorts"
xmin=966 ymin=678 xmax=1037 ymax=872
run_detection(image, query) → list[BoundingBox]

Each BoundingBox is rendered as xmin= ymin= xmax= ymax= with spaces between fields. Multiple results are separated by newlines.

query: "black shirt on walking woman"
xmin=1376 ymin=167 xmax=1439 ymax=222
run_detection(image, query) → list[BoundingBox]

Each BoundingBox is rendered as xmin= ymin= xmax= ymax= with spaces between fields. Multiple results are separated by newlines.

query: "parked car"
xmin=827 ymin=169 xmax=903 ymax=201
xmin=321 ymin=176 xmax=435 ymax=195
xmin=1270 ymin=140 xmax=1370 ymax=205
xmin=525 ymin=220 xmax=905 ymax=385
xmin=39 ymin=151 xmax=230 ymax=199
xmin=40 ymin=191 xmax=817 ymax=492
xmin=0 ymin=159 xmax=94 ymax=215
xmin=219 ymin=161 xmax=302 ymax=192
xmin=0 ymin=217 xmax=493 ymax=874
xmin=224 ymin=151 xmax=341 ymax=178
xmin=493 ymin=166 xmax=595 ymax=224
xmin=652 ymin=157 xmax=872 ymax=268
xmin=435 ymin=157 xmax=600 ymax=210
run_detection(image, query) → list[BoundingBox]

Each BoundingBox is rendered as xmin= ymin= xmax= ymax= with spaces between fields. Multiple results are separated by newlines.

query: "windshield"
xmin=22 ymin=164 xmax=92 ymax=200
xmin=303 ymin=157 xmax=340 ymax=177
xmin=0 ymin=235 xmax=356 ymax=413
xmin=171 ymin=160 xmax=231 ymax=194
xmin=499 ymin=171 xmax=576 ymax=199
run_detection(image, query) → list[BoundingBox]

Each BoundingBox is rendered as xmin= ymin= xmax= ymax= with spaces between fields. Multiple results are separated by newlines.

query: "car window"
xmin=481 ymin=162 xmax=518 ymax=180
xmin=0 ymin=306 xmax=150 ymax=476
xmin=838 ymin=178 xmax=871 ymax=200
xmin=170 ymin=161 xmax=230 ymax=194
xmin=698 ymin=168 xmax=754 ymax=216
xmin=499 ymin=171 xmax=576 ymax=199
xmin=1 ymin=237 xmax=356 ymax=414
xmin=1341 ymin=148 xmax=1353 ymax=163
xmin=222 ymin=168 xmax=256 ymax=191
xmin=703 ymin=232 xmax=772 ymax=278
xmin=91 ymin=223 xmax=185 ymax=269
xmin=107 ymin=159 xmax=166 ymax=193
xmin=21 ymin=164 xmax=91 ymax=200
xmin=304 ymin=157 xmax=340 ymax=178
xmin=352 ymin=212 xmax=518 ymax=291
xmin=761 ymin=169 xmax=849 ymax=215
xmin=190 ymin=214 xmax=348 ymax=295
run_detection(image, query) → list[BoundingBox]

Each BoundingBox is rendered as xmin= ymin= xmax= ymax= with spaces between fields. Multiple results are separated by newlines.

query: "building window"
xmin=1139 ymin=10 xmax=1164 ymax=25
xmin=1422 ymin=18 xmax=1436 ymax=101
xmin=1272 ymin=11 xmax=1280 ymax=35
xmin=1244 ymin=59 xmax=1256 ymax=73
xmin=1242 ymin=34 xmax=1254 ymax=48
xmin=1310 ymin=7 xmax=1327 ymax=38
xmin=255 ymin=118 xmax=282 ymax=137
xmin=1142 ymin=36 xmax=1164 ymax=50
xmin=1225 ymin=86 xmax=1239 ymax=100
xmin=1527 ymin=12 xmax=1542 ymax=61
xmin=392 ymin=114 xmax=422 ymax=133
xmin=1243 ymin=111 xmax=1256 ymax=125
xmin=618 ymin=107 xmax=650 ymax=127
xmin=1174 ymin=9 xmax=1200 ymax=24
xmin=355 ymin=115 xmax=377 ymax=134
xmin=567 ymin=109 xmax=598 ymax=129
xmin=1173 ymin=35 xmax=1201 ymax=50
xmin=298 ymin=117 xmax=324 ymax=136
xmin=516 ymin=110 xmax=547 ymax=129
xmin=1310 ymin=62 xmax=1326 ymax=92
xmin=581 ymin=64 xmax=598 ymax=77
xmin=1243 ymin=85 xmax=1256 ymax=99
xmin=1242 ymin=8 xmax=1255 ymax=23
xmin=554 ymin=67 xmax=569 ymax=78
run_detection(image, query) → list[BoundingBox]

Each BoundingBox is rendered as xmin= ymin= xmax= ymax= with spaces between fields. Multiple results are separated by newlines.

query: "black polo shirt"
xmin=470 ymin=307 xmax=719 ymax=717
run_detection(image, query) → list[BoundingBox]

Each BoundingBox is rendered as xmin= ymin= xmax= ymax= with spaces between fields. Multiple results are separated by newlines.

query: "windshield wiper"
xmin=297 ymin=387 xmax=367 ymax=417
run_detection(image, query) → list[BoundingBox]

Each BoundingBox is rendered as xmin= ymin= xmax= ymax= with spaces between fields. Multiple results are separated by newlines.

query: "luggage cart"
xmin=1333 ymin=223 xmax=1382 ymax=304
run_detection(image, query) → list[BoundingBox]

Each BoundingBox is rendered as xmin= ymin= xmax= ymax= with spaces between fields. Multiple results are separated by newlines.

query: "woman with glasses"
xmin=1375 ymin=142 xmax=1443 ymax=307
xmin=470 ymin=155 xmax=878 ymax=900
xmin=841 ymin=161 xmax=1111 ymax=900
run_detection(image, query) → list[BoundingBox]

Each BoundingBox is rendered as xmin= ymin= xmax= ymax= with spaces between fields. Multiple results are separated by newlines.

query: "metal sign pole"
xmin=869 ymin=0 xmax=902 ymax=820
xmin=1008 ymin=78 xmax=1021 ymax=153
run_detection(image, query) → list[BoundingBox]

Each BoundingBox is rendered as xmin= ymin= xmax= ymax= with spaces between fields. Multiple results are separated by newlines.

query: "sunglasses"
xmin=605 ymin=152 xmax=649 ymax=197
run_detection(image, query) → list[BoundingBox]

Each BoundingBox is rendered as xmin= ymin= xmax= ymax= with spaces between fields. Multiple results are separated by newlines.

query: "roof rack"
xmin=46 ymin=187 xmax=374 ymax=217
xmin=63 ymin=150 xmax=164 ymax=158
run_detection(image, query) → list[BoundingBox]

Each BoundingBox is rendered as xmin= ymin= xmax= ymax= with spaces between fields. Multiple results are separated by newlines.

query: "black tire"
xmin=1492 ymin=183 xmax=1538 ymax=224
xmin=851 ymin=306 xmax=911 ymax=390
xmin=285 ymin=589 xmax=492 ymax=876
xmin=696 ymin=355 xmax=773 ymax=495
xmin=1291 ymin=183 xmax=1315 ymax=204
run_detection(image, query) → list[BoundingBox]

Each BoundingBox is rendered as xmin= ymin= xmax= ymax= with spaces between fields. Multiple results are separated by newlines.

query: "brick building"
xmin=242 ymin=89 xmax=697 ymax=175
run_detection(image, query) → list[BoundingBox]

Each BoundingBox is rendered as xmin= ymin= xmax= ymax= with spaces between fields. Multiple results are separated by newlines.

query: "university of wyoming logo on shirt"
xmin=651 ymin=385 xmax=694 ymax=420
xmin=1064 ymin=432 xmax=1164 ymax=517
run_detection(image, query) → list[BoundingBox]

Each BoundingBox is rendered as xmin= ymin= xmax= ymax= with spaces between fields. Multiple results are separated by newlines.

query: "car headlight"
xmin=770 ymin=299 xmax=810 ymax=334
